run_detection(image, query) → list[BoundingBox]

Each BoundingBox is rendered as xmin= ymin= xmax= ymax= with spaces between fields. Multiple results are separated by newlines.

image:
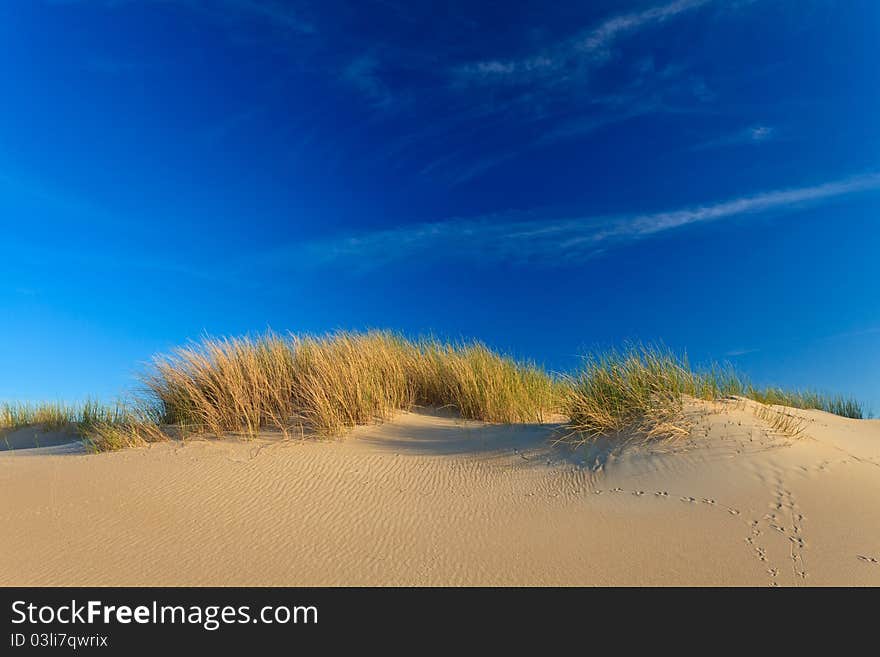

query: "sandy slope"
xmin=2 ymin=400 xmax=879 ymax=586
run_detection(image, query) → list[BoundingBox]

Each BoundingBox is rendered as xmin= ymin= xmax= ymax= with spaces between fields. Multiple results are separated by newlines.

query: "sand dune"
xmin=2 ymin=399 xmax=879 ymax=586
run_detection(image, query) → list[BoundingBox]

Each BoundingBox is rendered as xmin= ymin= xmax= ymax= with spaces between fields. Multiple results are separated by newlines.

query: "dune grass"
xmin=745 ymin=387 xmax=863 ymax=419
xmin=562 ymin=345 xmax=707 ymax=442
xmin=753 ymin=403 xmax=808 ymax=438
xmin=562 ymin=343 xmax=864 ymax=443
xmin=76 ymin=404 xmax=168 ymax=452
xmin=1 ymin=400 xmax=123 ymax=432
xmin=3 ymin=333 xmax=865 ymax=452
xmin=0 ymin=400 xmax=164 ymax=452
xmin=142 ymin=331 xmax=560 ymax=441
xmin=2 ymin=401 xmax=81 ymax=431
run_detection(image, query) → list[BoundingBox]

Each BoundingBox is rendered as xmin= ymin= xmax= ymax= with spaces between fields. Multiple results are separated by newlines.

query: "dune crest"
xmin=2 ymin=399 xmax=879 ymax=586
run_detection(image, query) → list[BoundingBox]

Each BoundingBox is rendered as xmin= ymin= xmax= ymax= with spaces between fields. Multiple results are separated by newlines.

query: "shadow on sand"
xmin=346 ymin=406 xmax=634 ymax=471
xmin=0 ymin=426 xmax=85 ymax=453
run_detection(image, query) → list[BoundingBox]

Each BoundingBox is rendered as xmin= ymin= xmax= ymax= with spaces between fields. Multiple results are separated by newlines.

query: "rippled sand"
xmin=2 ymin=400 xmax=879 ymax=586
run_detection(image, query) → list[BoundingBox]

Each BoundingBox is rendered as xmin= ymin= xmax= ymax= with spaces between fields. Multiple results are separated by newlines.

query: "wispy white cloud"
xmin=425 ymin=62 xmax=717 ymax=185
xmin=438 ymin=0 xmax=724 ymax=182
xmin=691 ymin=123 xmax=777 ymax=150
xmin=591 ymin=172 xmax=880 ymax=240
xmin=577 ymin=0 xmax=711 ymax=60
xmin=64 ymin=0 xmax=756 ymax=186
xmin=269 ymin=171 xmax=880 ymax=269
xmin=749 ymin=125 xmax=774 ymax=141
xmin=725 ymin=348 xmax=759 ymax=357
xmin=457 ymin=0 xmax=712 ymax=83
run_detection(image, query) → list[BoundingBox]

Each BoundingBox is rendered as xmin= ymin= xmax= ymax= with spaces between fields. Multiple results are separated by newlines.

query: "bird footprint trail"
xmin=591 ymin=485 xmax=764 ymax=578
xmin=587 ymin=478 xmax=824 ymax=586
xmin=745 ymin=475 xmax=811 ymax=586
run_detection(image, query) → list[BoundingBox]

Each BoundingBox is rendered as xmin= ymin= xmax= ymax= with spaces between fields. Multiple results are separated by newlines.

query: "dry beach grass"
xmin=141 ymin=331 xmax=559 ymax=442
xmin=2 ymin=332 xmax=864 ymax=451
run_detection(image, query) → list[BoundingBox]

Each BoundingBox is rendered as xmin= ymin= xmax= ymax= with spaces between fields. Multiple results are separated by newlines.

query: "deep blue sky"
xmin=1 ymin=1 xmax=878 ymax=412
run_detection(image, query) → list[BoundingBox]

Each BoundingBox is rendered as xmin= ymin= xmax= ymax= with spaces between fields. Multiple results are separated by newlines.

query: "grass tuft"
xmin=561 ymin=343 xmax=863 ymax=443
xmin=141 ymin=331 xmax=560 ymax=439
xmin=745 ymin=387 xmax=863 ymax=419
xmin=562 ymin=344 xmax=701 ymax=443
xmin=0 ymin=400 xmax=165 ymax=452
xmin=1 ymin=400 xmax=129 ymax=433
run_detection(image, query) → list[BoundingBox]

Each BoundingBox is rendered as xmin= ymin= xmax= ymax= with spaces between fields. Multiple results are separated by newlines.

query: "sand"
xmin=2 ymin=399 xmax=879 ymax=586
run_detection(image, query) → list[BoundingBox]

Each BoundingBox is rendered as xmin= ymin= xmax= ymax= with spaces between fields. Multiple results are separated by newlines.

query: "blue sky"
xmin=1 ymin=0 xmax=878 ymax=412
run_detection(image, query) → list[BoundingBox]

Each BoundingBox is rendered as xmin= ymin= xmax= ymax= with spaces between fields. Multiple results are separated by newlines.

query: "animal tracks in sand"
xmin=588 ymin=478 xmax=816 ymax=586
xmin=775 ymin=484 xmax=809 ymax=583
xmin=675 ymin=495 xmax=720 ymax=508
xmin=578 ymin=392 xmax=880 ymax=587
xmin=591 ymin=488 xmax=740 ymax=517
xmin=749 ymin=478 xmax=810 ymax=585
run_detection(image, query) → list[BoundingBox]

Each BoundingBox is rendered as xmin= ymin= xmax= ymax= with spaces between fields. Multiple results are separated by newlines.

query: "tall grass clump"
xmin=562 ymin=344 xmax=710 ymax=442
xmin=77 ymin=402 xmax=166 ymax=452
xmin=2 ymin=401 xmax=78 ymax=431
xmin=1 ymin=400 xmax=127 ymax=433
xmin=141 ymin=331 xmax=560 ymax=439
xmin=411 ymin=340 xmax=561 ymax=423
xmin=0 ymin=400 xmax=163 ymax=452
xmin=562 ymin=343 xmax=864 ymax=443
xmin=146 ymin=333 xmax=303 ymax=438
xmin=745 ymin=387 xmax=862 ymax=419
xmin=288 ymin=333 xmax=416 ymax=435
